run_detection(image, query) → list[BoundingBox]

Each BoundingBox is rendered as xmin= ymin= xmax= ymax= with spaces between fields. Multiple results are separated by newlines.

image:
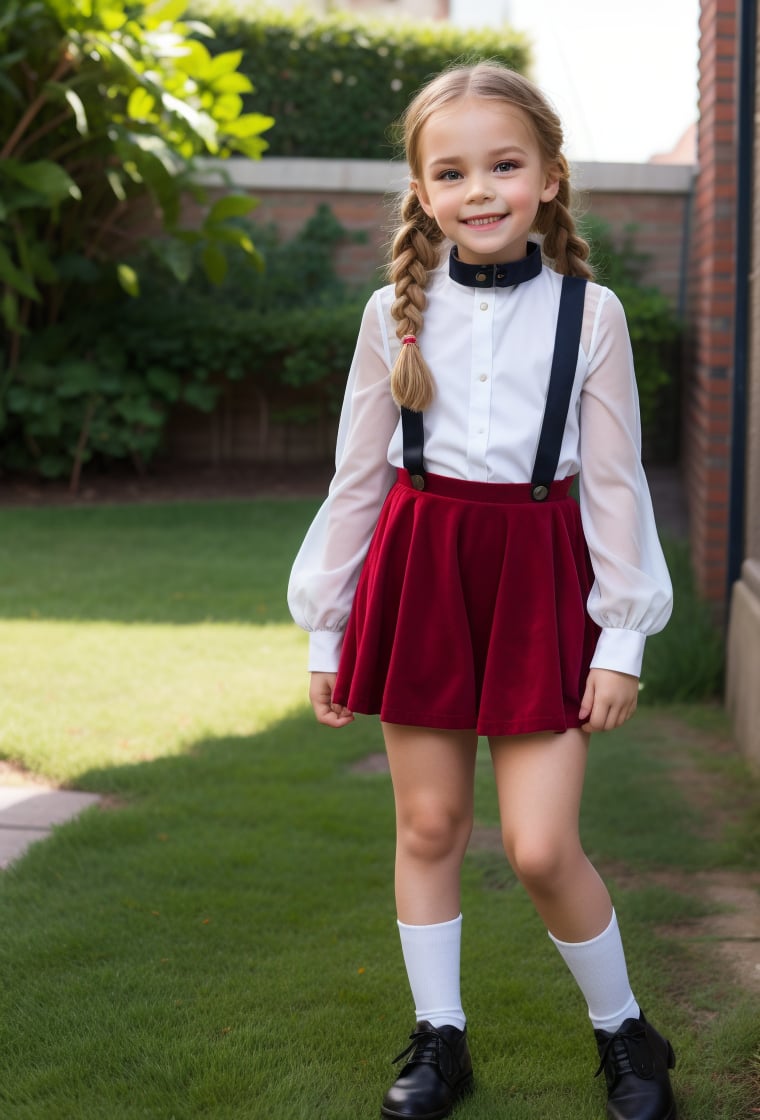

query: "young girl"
xmin=288 ymin=62 xmax=676 ymax=1120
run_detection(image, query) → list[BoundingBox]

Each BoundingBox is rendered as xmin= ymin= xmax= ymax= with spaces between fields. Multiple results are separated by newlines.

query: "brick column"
xmin=683 ymin=0 xmax=738 ymax=608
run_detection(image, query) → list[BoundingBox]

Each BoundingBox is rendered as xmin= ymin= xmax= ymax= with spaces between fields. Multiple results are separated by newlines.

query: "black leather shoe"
xmin=380 ymin=1020 xmax=473 ymax=1119
xmin=594 ymin=1011 xmax=677 ymax=1120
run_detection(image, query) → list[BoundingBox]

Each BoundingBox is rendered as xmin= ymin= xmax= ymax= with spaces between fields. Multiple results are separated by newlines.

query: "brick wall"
xmin=166 ymin=157 xmax=693 ymax=467
xmin=208 ymin=158 xmax=693 ymax=305
xmin=681 ymin=0 xmax=739 ymax=608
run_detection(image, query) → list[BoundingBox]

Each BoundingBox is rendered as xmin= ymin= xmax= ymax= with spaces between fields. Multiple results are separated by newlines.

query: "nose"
xmin=465 ymin=177 xmax=494 ymax=204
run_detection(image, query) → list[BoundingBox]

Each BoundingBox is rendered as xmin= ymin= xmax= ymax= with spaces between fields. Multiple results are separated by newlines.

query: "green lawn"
xmin=0 ymin=499 xmax=757 ymax=1118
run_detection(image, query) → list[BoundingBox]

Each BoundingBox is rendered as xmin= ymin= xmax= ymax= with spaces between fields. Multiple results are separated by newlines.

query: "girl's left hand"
xmin=579 ymin=668 xmax=639 ymax=732
xmin=309 ymin=671 xmax=355 ymax=728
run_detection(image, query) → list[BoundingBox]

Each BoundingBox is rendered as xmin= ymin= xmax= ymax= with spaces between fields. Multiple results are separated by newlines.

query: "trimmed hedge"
xmin=189 ymin=2 xmax=531 ymax=158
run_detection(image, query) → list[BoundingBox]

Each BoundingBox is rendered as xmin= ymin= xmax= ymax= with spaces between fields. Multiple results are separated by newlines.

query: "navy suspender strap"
xmin=399 ymin=273 xmax=587 ymax=498
xmin=401 ymin=406 xmax=426 ymax=490
xmin=530 ymin=274 xmax=587 ymax=501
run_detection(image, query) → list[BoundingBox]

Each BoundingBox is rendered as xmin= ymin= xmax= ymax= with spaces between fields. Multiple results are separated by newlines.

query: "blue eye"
xmin=438 ymin=169 xmax=462 ymax=181
xmin=495 ymin=161 xmax=518 ymax=173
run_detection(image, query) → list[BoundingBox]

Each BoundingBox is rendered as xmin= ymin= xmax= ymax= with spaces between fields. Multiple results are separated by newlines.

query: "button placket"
xmin=468 ymin=288 xmax=494 ymax=480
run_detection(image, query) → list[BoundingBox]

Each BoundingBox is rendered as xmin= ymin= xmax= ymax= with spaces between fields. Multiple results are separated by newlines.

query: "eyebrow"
xmin=427 ymin=146 xmax=529 ymax=170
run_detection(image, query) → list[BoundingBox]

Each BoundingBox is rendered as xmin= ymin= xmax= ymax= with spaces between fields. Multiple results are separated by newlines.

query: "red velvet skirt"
xmin=332 ymin=469 xmax=600 ymax=736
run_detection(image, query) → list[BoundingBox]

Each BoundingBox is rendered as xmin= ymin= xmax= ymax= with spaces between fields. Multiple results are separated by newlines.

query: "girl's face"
xmin=410 ymin=97 xmax=559 ymax=265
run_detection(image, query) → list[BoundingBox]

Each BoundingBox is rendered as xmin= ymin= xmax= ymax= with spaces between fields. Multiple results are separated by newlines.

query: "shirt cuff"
xmin=590 ymin=628 xmax=646 ymax=678
xmin=308 ymin=630 xmax=344 ymax=673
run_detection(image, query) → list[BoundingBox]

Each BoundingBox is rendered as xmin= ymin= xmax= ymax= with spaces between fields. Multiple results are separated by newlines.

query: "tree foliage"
xmin=0 ymin=206 xmax=362 ymax=483
xmin=0 ymin=0 xmax=273 ymax=484
xmin=582 ymin=215 xmax=682 ymax=447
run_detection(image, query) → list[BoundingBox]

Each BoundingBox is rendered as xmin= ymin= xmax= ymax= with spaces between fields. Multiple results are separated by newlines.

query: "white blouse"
xmin=287 ymin=251 xmax=673 ymax=678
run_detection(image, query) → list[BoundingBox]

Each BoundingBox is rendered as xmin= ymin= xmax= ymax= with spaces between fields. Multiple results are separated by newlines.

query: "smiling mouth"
xmin=463 ymin=215 xmax=505 ymax=227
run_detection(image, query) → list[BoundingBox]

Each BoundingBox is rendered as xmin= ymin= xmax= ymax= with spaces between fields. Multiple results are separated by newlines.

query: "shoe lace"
xmin=594 ymin=1023 xmax=646 ymax=1079
xmin=392 ymin=1026 xmax=447 ymax=1067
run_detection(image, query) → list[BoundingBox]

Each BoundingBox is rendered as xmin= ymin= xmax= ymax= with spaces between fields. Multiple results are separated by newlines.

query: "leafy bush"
xmin=189 ymin=1 xmax=530 ymax=158
xmin=2 ymin=201 xmax=685 ymax=484
xmin=0 ymin=0 xmax=273 ymax=483
xmin=582 ymin=215 xmax=682 ymax=450
xmin=0 ymin=206 xmax=365 ymax=483
xmin=640 ymin=537 xmax=724 ymax=702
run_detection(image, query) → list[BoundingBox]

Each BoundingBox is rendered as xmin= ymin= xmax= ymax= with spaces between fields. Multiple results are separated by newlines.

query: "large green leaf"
xmin=151 ymin=238 xmax=193 ymax=283
xmin=221 ymin=113 xmax=274 ymax=140
xmin=0 ymin=288 xmax=20 ymax=332
xmin=204 ymin=50 xmax=244 ymax=82
xmin=145 ymin=0 xmax=187 ymax=27
xmin=0 ymin=243 xmax=40 ymax=300
xmin=0 ymin=159 xmax=81 ymax=204
xmin=206 ymin=194 xmax=258 ymax=224
xmin=201 ymin=241 xmax=227 ymax=285
xmin=126 ymin=85 xmax=157 ymax=122
xmin=208 ymin=71 xmax=252 ymax=96
xmin=117 ymin=262 xmax=139 ymax=297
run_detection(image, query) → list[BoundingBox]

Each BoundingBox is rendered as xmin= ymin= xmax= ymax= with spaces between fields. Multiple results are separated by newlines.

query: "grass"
xmin=0 ymin=499 xmax=758 ymax=1118
xmin=0 ymin=502 xmax=309 ymax=780
xmin=639 ymin=538 xmax=725 ymax=704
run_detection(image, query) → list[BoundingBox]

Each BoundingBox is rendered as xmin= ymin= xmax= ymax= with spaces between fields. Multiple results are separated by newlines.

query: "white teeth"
xmin=466 ymin=216 xmax=502 ymax=226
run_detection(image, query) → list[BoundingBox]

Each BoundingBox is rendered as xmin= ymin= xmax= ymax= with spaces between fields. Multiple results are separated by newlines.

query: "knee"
xmin=398 ymin=800 xmax=472 ymax=864
xmin=504 ymin=833 xmax=573 ymax=894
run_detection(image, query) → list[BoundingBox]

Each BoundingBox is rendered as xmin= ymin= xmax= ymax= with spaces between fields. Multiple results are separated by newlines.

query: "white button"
xmin=480 ymin=302 xmax=488 ymax=311
xmin=478 ymin=374 xmax=487 ymax=382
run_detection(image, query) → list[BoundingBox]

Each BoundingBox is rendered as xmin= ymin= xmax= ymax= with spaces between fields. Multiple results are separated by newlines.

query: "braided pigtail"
xmin=388 ymin=190 xmax=444 ymax=411
xmin=534 ymin=156 xmax=594 ymax=280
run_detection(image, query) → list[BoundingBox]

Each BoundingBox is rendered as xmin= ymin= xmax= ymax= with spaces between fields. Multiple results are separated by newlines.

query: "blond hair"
xmin=389 ymin=62 xmax=593 ymax=411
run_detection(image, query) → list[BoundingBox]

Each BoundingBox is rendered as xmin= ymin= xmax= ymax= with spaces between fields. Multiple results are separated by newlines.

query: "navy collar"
xmin=448 ymin=241 xmax=542 ymax=289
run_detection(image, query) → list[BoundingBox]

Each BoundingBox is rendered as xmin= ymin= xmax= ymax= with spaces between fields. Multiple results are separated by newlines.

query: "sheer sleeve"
xmin=287 ymin=291 xmax=399 ymax=671
xmin=578 ymin=288 xmax=673 ymax=678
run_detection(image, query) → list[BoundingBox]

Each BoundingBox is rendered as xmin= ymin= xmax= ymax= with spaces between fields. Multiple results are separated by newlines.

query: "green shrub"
xmin=2 ymin=201 xmax=686 ymax=484
xmin=640 ymin=538 xmax=724 ymax=702
xmin=0 ymin=206 xmax=365 ymax=482
xmin=189 ymin=1 xmax=530 ymax=158
xmin=0 ymin=0 xmax=273 ymax=485
xmin=582 ymin=215 xmax=682 ymax=452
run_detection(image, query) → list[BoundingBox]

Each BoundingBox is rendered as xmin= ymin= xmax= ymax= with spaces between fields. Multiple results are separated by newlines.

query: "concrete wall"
xmin=726 ymin=4 xmax=760 ymax=769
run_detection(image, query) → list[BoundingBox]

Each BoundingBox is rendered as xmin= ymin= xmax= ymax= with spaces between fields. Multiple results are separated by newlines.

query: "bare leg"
xmin=379 ymin=724 xmax=477 ymax=1119
xmin=489 ymin=727 xmax=612 ymax=941
xmin=383 ymin=723 xmax=478 ymax=924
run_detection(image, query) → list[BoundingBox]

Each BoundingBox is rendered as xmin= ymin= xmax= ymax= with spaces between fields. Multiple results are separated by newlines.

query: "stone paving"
xmin=0 ymin=784 xmax=100 ymax=869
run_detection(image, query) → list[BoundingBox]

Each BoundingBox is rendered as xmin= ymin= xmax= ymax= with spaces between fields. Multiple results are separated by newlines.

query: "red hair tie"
xmin=402 ymin=335 xmax=417 ymax=345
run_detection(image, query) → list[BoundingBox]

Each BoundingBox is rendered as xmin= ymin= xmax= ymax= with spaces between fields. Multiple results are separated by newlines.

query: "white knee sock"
xmin=548 ymin=910 xmax=640 ymax=1032
xmin=397 ymin=914 xmax=466 ymax=1031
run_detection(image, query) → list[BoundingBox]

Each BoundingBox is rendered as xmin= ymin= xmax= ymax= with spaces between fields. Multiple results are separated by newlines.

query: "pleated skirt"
xmin=332 ymin=469 xmax=600 ymax=736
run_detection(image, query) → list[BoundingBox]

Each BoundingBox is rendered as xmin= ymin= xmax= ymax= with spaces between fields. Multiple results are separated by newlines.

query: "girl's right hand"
xmin=309 ymin=672 xmax=355 ymax=728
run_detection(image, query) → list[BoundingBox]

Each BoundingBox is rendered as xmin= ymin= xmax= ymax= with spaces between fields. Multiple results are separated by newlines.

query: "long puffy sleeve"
xmin=579 ymin=288 xmax=673 ymax=678
xmin=287 ymin=292 xmax=399 ymax=672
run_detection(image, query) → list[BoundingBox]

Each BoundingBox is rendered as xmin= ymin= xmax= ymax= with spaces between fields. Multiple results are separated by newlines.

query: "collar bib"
xmin=448 ymin=241 xmax=542 ymax=289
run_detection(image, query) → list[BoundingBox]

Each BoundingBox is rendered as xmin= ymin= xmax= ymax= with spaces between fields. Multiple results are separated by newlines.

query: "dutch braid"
xmin=388 ymin=191 xmax=444 ymax=411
